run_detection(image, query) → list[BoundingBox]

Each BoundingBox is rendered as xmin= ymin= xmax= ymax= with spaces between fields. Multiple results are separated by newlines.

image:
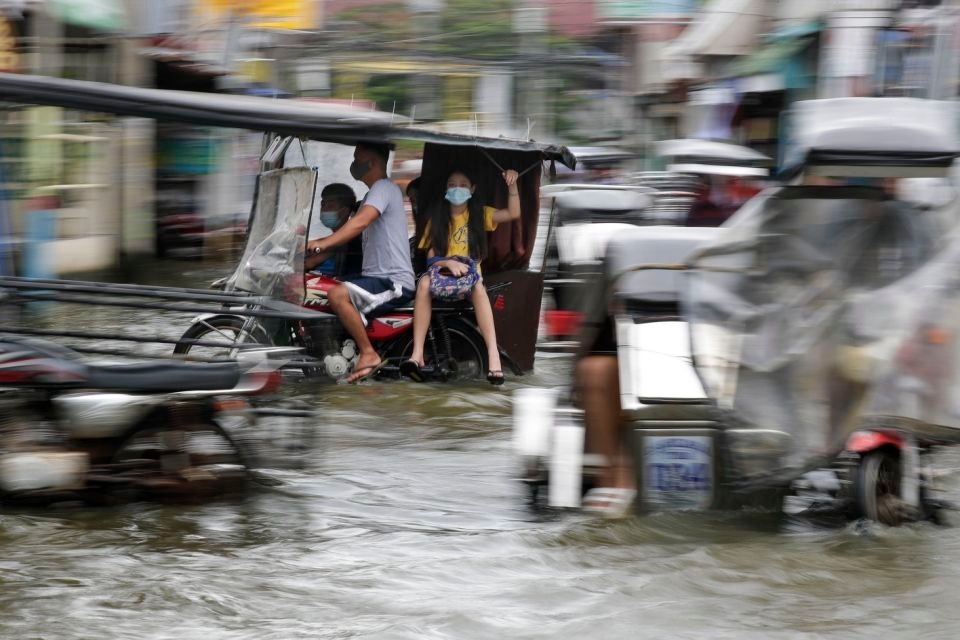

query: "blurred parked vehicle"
xmin=539 ymin=185 xmax=654 ymax=351
xmin=0 ymin=334 xmax=308 ymax=505
xmin=553 ymin=147 xmax=636 ymax=184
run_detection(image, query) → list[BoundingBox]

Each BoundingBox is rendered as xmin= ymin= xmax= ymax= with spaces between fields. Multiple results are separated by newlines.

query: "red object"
xmin=305 ymin=274 xmax=413 ymax=342
xmin=493 ymin=294 xmax=505 ymax=311
xmin=543 ymin=310 xmax=583 ymax=338
xmin=846 ymin=430 xmax=904 ymax=454
xmin=247 ymin=370 xmax=283 ymax=395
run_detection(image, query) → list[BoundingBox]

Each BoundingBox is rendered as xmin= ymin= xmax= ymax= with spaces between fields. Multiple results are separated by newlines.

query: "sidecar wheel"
xmin=854 ymin=449 xmax=904 ymax=526
xmin=174 ymin=316 xmax=270 ymax=361
xmin=112 ymin=421 xmax=249 ymax=502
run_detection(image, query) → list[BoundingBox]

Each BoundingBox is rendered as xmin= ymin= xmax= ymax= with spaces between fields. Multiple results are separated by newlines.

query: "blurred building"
xmin=0 ymin=0 xmax=321 ymax=274
xmin=0 ymin=0 xmax=151 ymax=275
xmin=3 ymin=0 xmax=960 ymax=275
xmin=603 ymin=0 xmax=960 ymax=170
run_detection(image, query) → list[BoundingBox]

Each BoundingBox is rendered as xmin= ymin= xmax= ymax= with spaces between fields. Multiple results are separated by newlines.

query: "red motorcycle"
xmin=175 ymin=272 xmax=516 ymax=382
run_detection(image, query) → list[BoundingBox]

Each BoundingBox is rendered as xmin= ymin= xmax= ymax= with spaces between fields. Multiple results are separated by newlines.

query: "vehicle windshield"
xmin=226 ymin=167 xmax=317 ymax=302
xmin=685 ymin=185 xmax=953 ymax=482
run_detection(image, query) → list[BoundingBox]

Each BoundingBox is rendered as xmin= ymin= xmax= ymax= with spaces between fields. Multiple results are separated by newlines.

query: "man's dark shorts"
xmin=341 ymin=275 xmax=414 ymax=323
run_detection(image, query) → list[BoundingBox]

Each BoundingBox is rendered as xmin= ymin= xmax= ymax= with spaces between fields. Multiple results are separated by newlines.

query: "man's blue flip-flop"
xmin=348 ymin=360 xmax=387 ymax=384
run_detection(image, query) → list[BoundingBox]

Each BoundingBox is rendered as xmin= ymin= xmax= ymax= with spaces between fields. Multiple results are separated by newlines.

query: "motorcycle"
xmin=0 ymin=333 xmax=305 ymax=505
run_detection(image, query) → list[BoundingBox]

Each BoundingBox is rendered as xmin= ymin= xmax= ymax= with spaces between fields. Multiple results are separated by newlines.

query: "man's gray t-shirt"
xmin=360 ymin=179 xmax=415 ymax=291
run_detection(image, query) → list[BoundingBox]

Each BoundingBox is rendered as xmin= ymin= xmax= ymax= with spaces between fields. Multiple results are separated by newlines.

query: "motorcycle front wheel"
xmin=174 ymin=316 xmax=271 ymax=362
xmin=854 ymin=449 xmax=904 ymax=526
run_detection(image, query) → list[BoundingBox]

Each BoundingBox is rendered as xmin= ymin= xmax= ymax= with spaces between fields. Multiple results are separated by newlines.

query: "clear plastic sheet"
xmin=226 ymin=167 xmax=318 ymax=303
xmin=686 ymin=185 xmax=960 ymax=483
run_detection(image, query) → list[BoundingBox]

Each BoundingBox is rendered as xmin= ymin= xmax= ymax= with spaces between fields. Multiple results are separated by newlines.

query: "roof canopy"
xmin=785 ymin=97 xmax=960 ymax=176
xmin=656 ymin=139 xmax=771 ymax=165
xmin=0 ymin=73 xmax=575 ymax=169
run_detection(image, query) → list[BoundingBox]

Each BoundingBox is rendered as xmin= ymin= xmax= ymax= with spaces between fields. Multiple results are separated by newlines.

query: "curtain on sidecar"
xmin=226 ymin=167 xmax=318 ymax=302
xmin=685 ymin=186 xmax=952 ymax=484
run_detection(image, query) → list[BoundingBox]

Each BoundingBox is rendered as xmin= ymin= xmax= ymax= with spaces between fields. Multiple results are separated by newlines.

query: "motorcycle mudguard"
xmin=846 ymin=429 xmax=904 ymax=454
xmin=55 ymin=393 xmax=162 ymax=438
xmin=186 ymin=312 xmax=244 ymax=325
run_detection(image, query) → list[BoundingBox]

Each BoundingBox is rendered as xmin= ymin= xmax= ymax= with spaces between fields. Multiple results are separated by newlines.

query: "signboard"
xmin=0 ymin=18 xmax=17 ymax=73
xmin=642 ymin=433 xmax=715 ymax=510
xmin=46 ymin=0 xmax=126 ymax=31
xmin=197 ymin=0 xmax=319 ymax=31
xmin=598 ymin=0 xmax=699 ymax=22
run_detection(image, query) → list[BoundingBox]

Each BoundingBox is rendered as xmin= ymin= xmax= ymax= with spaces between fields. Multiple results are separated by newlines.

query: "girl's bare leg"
xmin=408 ymin=275 xmax=432 ymax=366
xmin=472 ymin=282 xmax=502 ymax=373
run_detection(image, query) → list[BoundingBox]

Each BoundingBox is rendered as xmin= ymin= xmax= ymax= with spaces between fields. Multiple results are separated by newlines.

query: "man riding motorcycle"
xmin=306 ymin=143 xmax=416 ymax=383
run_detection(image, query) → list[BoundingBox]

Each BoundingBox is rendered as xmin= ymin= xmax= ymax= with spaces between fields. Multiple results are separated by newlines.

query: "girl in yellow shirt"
xmin=402 ymin=168 xmax=521 ymax=384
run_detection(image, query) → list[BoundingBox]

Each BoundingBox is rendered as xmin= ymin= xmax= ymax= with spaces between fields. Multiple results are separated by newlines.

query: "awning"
xmin=45 ymin=0 xmax=125 ymax=32
xmin=335 ymin=59 xmax=483 ymax=77
xmin=663 ymin=0 xmax=766 ymax=58
xmin=725 ymin=35 xmax=815 ymax=83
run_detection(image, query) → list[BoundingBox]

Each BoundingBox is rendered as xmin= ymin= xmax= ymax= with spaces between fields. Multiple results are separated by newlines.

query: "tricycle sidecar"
xmin=516 ymin=97 xmax=960 ymax=522
xmin=515 ymin=224 xmax=788 ymax=513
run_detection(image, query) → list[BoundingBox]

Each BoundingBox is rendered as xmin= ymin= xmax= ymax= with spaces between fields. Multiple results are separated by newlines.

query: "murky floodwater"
xmin=4 ymin=260 xmax=960 ymax=639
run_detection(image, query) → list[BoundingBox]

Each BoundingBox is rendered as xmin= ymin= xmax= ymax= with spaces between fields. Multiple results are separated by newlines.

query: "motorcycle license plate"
xmin=640 ymin=432 xmax=715 ymax=511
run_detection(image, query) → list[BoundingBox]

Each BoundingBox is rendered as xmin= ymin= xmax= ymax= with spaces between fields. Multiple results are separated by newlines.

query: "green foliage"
xmin=334 ymin=2 xmax=415 ymax=45
xmin=552 ymin=91 xmax=588 ymax=144
xmin=364 ymin=74 xmax=412 ymax=114
xmin=334 ymin=0 xmax=517 ymax=60
xmin=432 ymin=0 xmax=516 ymax=59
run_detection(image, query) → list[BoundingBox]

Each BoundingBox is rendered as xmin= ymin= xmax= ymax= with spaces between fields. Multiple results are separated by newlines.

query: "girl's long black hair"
xmin=427 ymin=168 xmax=488 ymax=262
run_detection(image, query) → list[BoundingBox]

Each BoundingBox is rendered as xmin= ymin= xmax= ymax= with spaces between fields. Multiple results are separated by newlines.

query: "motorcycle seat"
xmin=85 ymin=361 xmax=241 ymax=392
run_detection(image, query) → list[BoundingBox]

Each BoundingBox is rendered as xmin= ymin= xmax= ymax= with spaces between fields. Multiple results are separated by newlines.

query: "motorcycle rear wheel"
xmin=394 ymin=319 xmax=486 ymax=381
xmin=854 ymin=449 xmax=904 ymax=526
xmin=174 ymin=316 xmax=270 ymax=361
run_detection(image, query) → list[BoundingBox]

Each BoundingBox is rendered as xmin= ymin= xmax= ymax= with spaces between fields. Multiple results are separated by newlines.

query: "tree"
xmin=332 ymin=0 xmax=517 ymax=61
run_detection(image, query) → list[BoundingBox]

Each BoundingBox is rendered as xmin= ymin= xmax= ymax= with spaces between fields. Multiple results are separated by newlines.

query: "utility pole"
xmin=408 ymin=0 xmax=443 ymax=121
xmin=513 ymin=2 xmax=548 ymax=140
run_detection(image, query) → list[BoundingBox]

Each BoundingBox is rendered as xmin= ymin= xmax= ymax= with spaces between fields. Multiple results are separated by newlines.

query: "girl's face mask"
xmin=445 ymin=187 xmax=472 ymax=206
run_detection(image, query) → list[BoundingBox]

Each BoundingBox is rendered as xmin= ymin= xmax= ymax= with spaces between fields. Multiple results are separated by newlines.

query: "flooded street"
xmin=4 ymin=261 xmax=960 ymax=639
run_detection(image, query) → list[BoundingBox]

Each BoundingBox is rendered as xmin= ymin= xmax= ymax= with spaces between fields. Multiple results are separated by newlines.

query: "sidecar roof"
xmin=606 ymin=226 xmax=722 ymax=303
xmin=787 ymin=97 xmax=960 ymax=177
xmin=0 ymin=72 xmax=575 ymax=169
xmin=656 ymin=138 xmax=771 ymax=176
xmin=656 ymin=139 xmax=771 ymax=164
xmin=553 ymin=188 xmax=654 ymax=213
